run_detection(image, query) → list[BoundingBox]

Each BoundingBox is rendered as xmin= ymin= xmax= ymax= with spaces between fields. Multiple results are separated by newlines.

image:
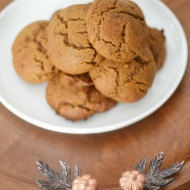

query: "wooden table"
xmin=0 ymin=0 xmax=190 ymax=189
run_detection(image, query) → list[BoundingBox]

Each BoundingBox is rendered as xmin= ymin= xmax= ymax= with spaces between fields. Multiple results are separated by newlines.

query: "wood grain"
xmin=0 ymin=0 xmax=190 ymax=189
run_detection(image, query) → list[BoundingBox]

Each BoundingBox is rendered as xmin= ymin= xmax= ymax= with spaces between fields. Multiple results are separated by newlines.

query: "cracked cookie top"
xmin=86 ymin=0 xmax=149 ymax=62
xmin=47 ymin=4 xmax=104 ymax=75
xmin=89 ymin=48 xmax=157 ymax=103
xmin=46 ymin=72 xmax=116 ymax=121
xmin=12 ymin=21 xmax=59 ymax=83
xmin=148 ymin=27 xmax=166 ymax=70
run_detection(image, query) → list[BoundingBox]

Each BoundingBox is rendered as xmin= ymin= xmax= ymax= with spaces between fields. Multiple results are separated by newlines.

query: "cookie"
xmin=46 ymin=10 xmax=61 ymax=36
xmin=46 ymin=72 xmax=116 ymax=121
xmin=51 ymin=10 xmax=61 ymax=19
xmin=90 ymin=48 xmax=157 ymax=103
xmin=47 ymin=4 xmax=103 ymax=75
xmin=148 ymin=27 xmax=166 ymax=70
xmin=86 ymin=0 xmax=149 ymax=62
xmin=12 ymin=21 xmax=59 ymax=83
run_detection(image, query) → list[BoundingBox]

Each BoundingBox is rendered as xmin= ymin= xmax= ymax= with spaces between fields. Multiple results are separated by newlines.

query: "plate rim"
xmin=0 ymin=0 xmax=188 ymax=134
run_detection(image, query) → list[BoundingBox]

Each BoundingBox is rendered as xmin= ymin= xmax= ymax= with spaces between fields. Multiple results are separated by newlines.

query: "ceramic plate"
xmin=0 ymin=0 xmax=188 ymax=134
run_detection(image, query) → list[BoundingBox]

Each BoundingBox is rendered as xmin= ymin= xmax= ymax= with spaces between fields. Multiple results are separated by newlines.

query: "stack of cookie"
xmin=12 ymin=0 xmax=166 ymax=121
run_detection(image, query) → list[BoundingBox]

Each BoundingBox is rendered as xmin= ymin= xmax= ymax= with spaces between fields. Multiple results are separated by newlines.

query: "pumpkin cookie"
xmin=90 ymin=48 xmax=156 ymax=103
xmin=47 ymin=4 xmax=103 ymax=75
xmin=46 ymin=72 xmax=116 ymax=121
xmin=86 ymin=0 xmax=149 ymax=62
xmin=148 ymin=27 xmax=166 ymax=70
xmin=12 ymin=21 xmax=59 ymax=83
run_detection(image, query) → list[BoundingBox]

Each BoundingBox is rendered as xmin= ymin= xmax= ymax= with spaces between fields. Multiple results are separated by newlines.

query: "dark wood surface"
xmin=0 ymin=0 xmax=190 ymax=189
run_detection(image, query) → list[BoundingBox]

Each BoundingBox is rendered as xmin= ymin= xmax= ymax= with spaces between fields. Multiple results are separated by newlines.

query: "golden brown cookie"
xmin=46 ymin=10 xmax=61 ymax=36
xmin=47 ymin=4 xmax=103 ymax=75
xmin=46 ymin=72 xmax=116 ymax=121
xmin=12 ymin=21 xmax=59 ymax=83
xmin=90 ymin=48 xmax=157 ymax=103
xmin=51 ymin=10 xmax=61 ymax=19
xmin=148 ymin=27 xmax=166 ymax=70
xmin=86 ymin=0 xmax=149 ymax=62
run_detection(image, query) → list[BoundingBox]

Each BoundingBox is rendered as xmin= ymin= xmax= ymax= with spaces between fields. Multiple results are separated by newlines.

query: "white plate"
xmin=0 ymin=0 xmax=188 ymax=134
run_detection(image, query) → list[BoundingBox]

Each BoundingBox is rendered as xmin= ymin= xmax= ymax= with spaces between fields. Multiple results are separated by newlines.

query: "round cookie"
xmin=47 ymin=4 xmax=103 ymax=75
xmin=51 ymin=10 xmax=61 ymax=19
xmin=12 ymin=21 xmax=59 ymax=83
xmin=148 ymin=27 xmax=166 ymax=70
xmin=86 ymin=0 xmax=149 ymax=62
xmin=90 ymin=48 xmax=157 ymax=103
xmin=46 ymin=72 xmax=116 ymax=121
xmin=46 ymin=10 xmax=62 ymax=36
